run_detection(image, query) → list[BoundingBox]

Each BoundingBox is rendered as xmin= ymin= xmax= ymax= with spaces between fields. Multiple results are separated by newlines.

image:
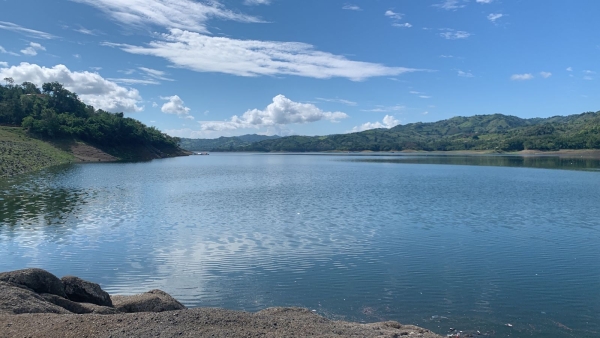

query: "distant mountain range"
xmin=179 ymin=134 xmax=280 ymax=151
xmin=179 ymin=111 xmax=600 ymax=152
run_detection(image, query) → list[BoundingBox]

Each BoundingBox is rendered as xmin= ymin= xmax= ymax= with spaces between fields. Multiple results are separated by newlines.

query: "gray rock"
xmin=0 ymin=281 xmax=70 ymax=315
xmin=61 ymin=275 xmax=112 ymax=307
xmin=0 ymin=268 xmax=67 ymax=298
xmin=40 ymin=293 xmax=119 ymax=314
xmin=111 ymin=289 xmax=186 ymax=313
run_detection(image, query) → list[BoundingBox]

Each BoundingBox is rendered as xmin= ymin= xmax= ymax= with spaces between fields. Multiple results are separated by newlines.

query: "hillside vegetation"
xmin=211 ymin=112 xmax=600 ymax=152
xmin=0 ymin=126 xmax=74 ymax=178
xmin=0 ymin=81 xmax=188 ymax=163
xmin=179 ymin=134 xmax=280 ymax=151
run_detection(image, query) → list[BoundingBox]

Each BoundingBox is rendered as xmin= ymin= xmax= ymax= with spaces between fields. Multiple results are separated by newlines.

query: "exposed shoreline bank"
xmin=0 ymin=268 xmax=442 ymax=338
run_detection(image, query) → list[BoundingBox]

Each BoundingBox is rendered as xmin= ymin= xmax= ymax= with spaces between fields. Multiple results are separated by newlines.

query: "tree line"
xmin=208 ymin=112 xmax=600 ymax=152
xmin=0 ymin=79 xmax=181 ymax=154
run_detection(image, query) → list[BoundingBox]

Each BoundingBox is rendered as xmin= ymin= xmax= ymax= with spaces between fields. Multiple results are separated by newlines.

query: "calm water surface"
xmin=1 ymin=154 xmax=599 ymax=337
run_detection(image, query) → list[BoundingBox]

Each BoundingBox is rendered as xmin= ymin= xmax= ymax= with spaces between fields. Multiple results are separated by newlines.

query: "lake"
xmin=1 ymin=153 xmax=599 ymax=337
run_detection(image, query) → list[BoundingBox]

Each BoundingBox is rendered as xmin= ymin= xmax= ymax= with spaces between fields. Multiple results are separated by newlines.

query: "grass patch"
xmin=0 ymin=126 xmax=75 ymax=178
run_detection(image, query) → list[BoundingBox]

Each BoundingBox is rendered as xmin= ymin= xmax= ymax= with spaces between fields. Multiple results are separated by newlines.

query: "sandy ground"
xmin=70 ymin=142 xmax=118 ymax=162
xmin=0 ymin=307 xmax=443 ymax=338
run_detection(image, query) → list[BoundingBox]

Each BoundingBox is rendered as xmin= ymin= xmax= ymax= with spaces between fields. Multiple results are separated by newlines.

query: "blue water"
xmin=1 ymin=154 xmax=599 ymax=337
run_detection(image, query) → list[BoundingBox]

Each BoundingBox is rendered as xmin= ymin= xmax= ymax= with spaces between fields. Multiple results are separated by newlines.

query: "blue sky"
xmin=0 ymin=0 xmax=598 ymax=138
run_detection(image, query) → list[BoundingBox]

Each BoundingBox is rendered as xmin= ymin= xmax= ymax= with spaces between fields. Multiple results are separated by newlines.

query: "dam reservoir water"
xmin=1 ymin=153 xmax=599 ymax=337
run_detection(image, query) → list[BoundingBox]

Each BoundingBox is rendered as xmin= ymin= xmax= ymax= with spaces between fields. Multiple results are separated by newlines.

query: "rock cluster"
xmin=0 ymin=268 xmax=185 ymax=315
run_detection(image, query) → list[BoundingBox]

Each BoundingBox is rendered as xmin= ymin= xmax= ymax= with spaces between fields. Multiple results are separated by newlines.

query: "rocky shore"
xmin=0 ymin=268 xmax=442 ymax=338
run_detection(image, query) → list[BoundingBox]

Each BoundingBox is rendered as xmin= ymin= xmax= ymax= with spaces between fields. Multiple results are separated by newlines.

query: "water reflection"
xmin=344 ymin=154 xmax=600 ymax=171
xmin=0 ymin=155 xmax=599 ymax=338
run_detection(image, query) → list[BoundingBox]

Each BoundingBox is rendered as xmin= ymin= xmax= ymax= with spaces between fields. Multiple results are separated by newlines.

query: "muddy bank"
xmin=0 ymin=268 xmax=442 ymax=338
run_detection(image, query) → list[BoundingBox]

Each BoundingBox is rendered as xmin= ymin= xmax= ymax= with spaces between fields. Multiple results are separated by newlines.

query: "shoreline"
xmin=0 ymin=268 xmax=443 ymax=338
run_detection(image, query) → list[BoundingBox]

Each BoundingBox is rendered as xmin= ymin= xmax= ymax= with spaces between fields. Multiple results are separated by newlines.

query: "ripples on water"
xmin=1 ymin=154 xmax=599 ymax=337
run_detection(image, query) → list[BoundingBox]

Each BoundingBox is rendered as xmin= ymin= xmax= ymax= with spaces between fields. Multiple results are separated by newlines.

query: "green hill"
xmin=217 ymin=111 xmax=600 ymax=152
xmin=0 ymin=81 xmax=188 ymax=157
xmin=179 ymin=134 xmax=280 ymax=151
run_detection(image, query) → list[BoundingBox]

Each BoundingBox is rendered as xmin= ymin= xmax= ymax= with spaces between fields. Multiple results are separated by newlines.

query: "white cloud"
xmin=198 ymin=95 xmax=347 ymax=131
xmin=244 ymin=0 xmax=271 ymax=5
xmin=385 ymin=10 xmax=403 ymax=20
xmin=583 ymin=70 xmax=596 ymax=74
xmin=440 ymin=29 xmax=471 ymax=40
xmin=487 ymin=13 xmax=503 ymax=23
xmin=316 ymin=98 xmax=357 ymax=106
xmin=75 ymin=27 xmax=98 ymax=35
xmin=566 ymin=67 xmax=572 ymax=72
xmin=409 ymin=91 xmax=422 ymax=95
xmin=0 ymin=62 xmax=8 ymax=67
xmin=0 ymin=62 xmax=143 ymax=112
xmin=351 ymin=115 xmax=400 ymax=132
xmin=419 ymin=95 xmax=432 ymax=99
xmin=511 ymin=73 xmax=534 ymax=81
xmin=476 ymin=0 xmax=493 ymax=3
xmin=152 ymin=102 xmax=158 ymax=108
xmin=583 ymin=76 xmax=593 ymax=81
xmin=138 ymin=67 xmax=174 ymax=81
xmin=434 ymin=0 xmax=465 ymax=10
xmin=440 ymin=54 xmax=454 ymax=58
xmin=106 ymin=29 xmax=420 ymax=81
xmin=20 ymin=42 xmax=46 ymax=56
xmin=393 ymin=23 xmax=412 ymax=28
xmin=540 ymin=71 xmax=552 ymax=78
xmin=108 ymin=78 xmax=160 ymax=85
xmin=71 ymin=0 xmax=263 ymax=34
xmin=0 ymin=45 xmax=19 ymax=56
xmin=361 ymin=105 xmax=404 ymax=112
xmin=0 ymin=21 xmax=56 ymax=39
xmin=161 ymin=95 xmax=192 ymax=119
xmin=342 ymin=4 xmax=362 ymax=11
xmin=457 ymin=70 xmax=474 ymax=77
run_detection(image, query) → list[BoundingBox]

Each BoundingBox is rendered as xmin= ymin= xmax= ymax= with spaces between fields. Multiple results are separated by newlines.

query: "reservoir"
xmin=1 ymin=154 xmax=599 ymax=337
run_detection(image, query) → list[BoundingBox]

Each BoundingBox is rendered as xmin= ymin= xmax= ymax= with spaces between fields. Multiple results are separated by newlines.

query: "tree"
xmin=3 ymin=77 xmax=14 ymax=86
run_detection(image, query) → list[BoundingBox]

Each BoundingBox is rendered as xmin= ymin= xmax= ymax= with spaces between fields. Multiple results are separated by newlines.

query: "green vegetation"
xmin=0 ymin=80 xmax=188 ymax=163
xmin=179 ymin=134 xmax=280 ymax=151
xmin=211 ymin=112 xmax=600 ymax=152
xmin=0 ymin=126 xmax=74 ymax=178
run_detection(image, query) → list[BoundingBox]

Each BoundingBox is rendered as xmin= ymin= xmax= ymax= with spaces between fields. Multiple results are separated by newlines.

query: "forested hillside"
xmin=214 ymin=112 xmax=600 ymax=152
xmin=0 ymin=80 xmax=187 ymax=159
xmin=179 ymin=134 xmax=280 ymax=151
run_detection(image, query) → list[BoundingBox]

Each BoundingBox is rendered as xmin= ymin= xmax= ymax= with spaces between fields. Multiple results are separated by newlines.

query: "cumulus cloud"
xmin=540 ymin=71 xmax=552 ymax=78
xmin=487 ymin=13 xmax=503 ymax=23
xmin=566 ymin=67 xmax=573 ymax=72
xmin=105 ymin=29 xmax=419 ymax=81
xmin=0 ymin=62 xmax=7 ymax=67
xmin=342 ymin=4 xmax=362 ymax=11
xmin=0 ymin=62 xmax=143 ymax=112
xmin=351 ymin=115 xmax=400 ymax=132
xmin=21 ymin=42 xmax=45 ymax=56
xmin=0 ymin=21 xmax=56 ymax=39
xmin=434 ymin=0 xmax=466 ymax=10
xmin=440 ymin=29 xmax=471 ymax=39
xmin=385 ymin=10 xmax=403 ymax=20
xmin=457 ymin=70 xmax=474 ymax=77
xmin=71 ymin=0 xmax=262 ymax=34
xmin=198 ymin=95 xmax=347 ymax=131
xmin=161 ymin=95 xmax=193 ymax=119
xmin=511 ymin=73 xmax=534 ymax=81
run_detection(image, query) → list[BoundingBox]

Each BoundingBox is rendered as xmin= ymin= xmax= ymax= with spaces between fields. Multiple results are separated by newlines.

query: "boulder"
xmin=41 ymin=293 xmax=119 ymax=314
xmin=111 ymin=289 xmax=185 ymax=313
xmin=61 ymin=275 xmax=112 ymax=307
xmin=0 ymin=281 xmax=70 ymax=315
xmin=0 ymin=268 xmax=67 ymax=298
